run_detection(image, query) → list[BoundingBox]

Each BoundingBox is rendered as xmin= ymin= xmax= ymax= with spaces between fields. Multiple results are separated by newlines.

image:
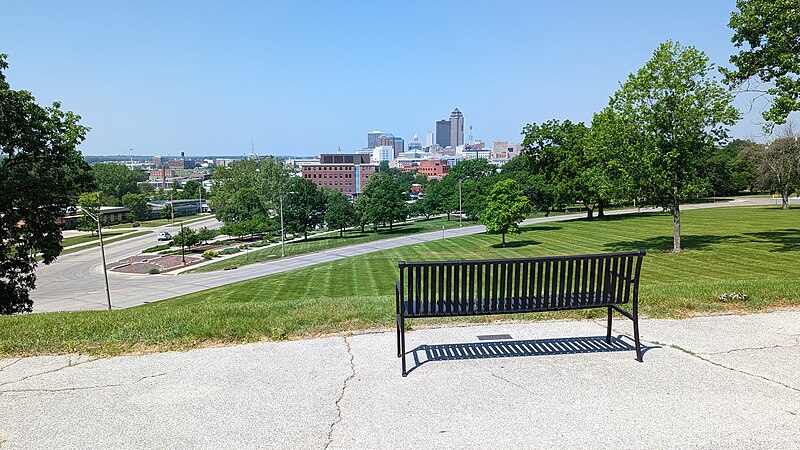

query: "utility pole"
xmin=82 ymin=200 xmax=112 ymax=310
xmin=280 ymin=192 xmax=285 ymax=257
xmin=180 ymin=222 xmax=186 ymax=264
xmin=459 ymin=178 xmax=463 ymax=227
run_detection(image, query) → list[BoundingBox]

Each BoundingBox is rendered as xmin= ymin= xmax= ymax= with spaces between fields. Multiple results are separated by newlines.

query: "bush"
xmin=202 ymin=250 xmax=219 ymax=259
xmin=148 ymin=267 xmax=160 ymax=275
xmin=219 ymin=247 xmax=240 ymax=255
xmin=142 ymin=244 xmax=170 ymax=253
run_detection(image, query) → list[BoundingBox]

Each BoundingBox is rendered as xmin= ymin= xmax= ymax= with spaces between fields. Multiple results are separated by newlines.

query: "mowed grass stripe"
xmin=2 ymin=206 xmax=800 ymax=356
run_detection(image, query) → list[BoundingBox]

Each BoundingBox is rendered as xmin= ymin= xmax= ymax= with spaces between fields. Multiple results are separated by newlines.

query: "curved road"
xmin=31 ymin=198 xmax=797 ymax=312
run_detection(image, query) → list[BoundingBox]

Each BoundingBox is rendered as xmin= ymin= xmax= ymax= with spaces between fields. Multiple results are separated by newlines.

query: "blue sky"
xmin=1 ymin=1 xmax=784 ymax=156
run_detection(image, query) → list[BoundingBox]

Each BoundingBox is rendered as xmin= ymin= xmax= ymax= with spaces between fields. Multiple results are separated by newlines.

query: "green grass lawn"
xmin=3 ymin=206 xmax=800 ymax=357
xmin=108 ymin=214 xmax=213 ymax=229
xmin=61 ymin=232 xmax=124 ymax=248
xmin=189 ymin=216 xmax=478 ymax=273
xmin=58 ymin=231 xmax=150 ymax=256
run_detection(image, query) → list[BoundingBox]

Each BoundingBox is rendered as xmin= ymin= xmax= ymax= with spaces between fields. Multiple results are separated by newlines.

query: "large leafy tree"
xmin=724 ymin=0 xmax=800 ymax=128
xmin=324 ymin=190 xmax=356 ymax=237
xmin=210 ymin=156 xmax=291 ymax=232
xmin=744 ymin=126 xmax=800 ymax=209
xmin=284 ymin=177 xmax=327 ymax=240
xmin=362 ymin=172 xmax=407 ymax=230
xmin=611 ymin=41 xmax=740 ymax=252
xmin=0 ymin=54 xmax=93 ymax=314
xmin=521 ymin=119 xmax=600 ymax=217
xmin=482 ymin=179 xmax=531 ymax=247
xmin=584 ymin=108 xmax=639 ymax=209
xmin=706 ymin=139 xmax=759 ymax=196
xmin=122 ymin=192 xmax=151 ymax=222
xmin=91 ymin=163 xmax=147 ymax=205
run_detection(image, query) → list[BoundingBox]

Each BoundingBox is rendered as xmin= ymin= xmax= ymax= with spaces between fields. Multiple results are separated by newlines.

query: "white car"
xmin=157 ymin=232 xmax=172 ymax=241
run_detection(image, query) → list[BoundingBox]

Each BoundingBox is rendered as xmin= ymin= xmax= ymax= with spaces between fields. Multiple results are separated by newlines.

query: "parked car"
xmin=157 ymin=231 xmax=172 ymax=241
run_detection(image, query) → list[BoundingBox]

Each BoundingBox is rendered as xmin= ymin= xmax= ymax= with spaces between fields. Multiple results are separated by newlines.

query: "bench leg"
xmin=396 ymin=314 xmax=401 ymax=358
xmin=606 ymin=306 xmax=613 ymax=344
xmin=400 ymin=316 xmax=407 ymax=377
xmin=633 ymin=307 xmax=643 ymax=362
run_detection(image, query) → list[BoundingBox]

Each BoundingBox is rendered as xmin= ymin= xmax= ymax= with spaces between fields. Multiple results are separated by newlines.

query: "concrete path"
xmin=1 ymin=310 xmax=798 ymax=449
xmin=31 ymin=197 xmax=799 ymax=312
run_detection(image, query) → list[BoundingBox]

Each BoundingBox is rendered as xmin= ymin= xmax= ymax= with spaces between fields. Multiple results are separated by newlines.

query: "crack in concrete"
xmin=0 ymin=359 xmax=21 ymax=372
xmin=0 ymin=356 xmax=99 ymax=388
xmin=702 ymin=343 xmax=800 ymax=355
xmin=324 ymin=336 xmax=355 ymax=450
xmin=0 ymin=370 xmax=174 ymax=395
xmin=489 ymin=371 xmax=536 ymax=395
xmin=662 ymin=343 xmax=800 ymax=394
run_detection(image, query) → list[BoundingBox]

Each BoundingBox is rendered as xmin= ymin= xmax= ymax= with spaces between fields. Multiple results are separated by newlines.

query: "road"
xmin=30 ymin=197 xmax=798 ymax=312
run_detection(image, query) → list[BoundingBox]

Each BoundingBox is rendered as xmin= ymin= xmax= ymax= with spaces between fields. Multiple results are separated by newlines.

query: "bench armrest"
xmin=396 ymin=281 xmax=402 ymax=315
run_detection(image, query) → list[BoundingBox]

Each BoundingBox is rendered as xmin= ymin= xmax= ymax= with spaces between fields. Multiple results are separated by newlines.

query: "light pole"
xmin=82 ymin=205 xmax=112 ymax=311
xmin=459 ymin=178 xmax=464 ymax=227
xmin=280 ymin=192 xmax=286 ymax=257
xmin=180 ymin=222 xmax=186 ymax=264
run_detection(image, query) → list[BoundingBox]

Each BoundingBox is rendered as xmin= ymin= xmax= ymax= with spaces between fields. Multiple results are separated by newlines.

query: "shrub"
xmin=219 ymin=247 xmax=240 ymax=255
xmin=202 ymin=250 xmax=219 ymax=259
xmin=142 ymin=244 xmax=170 ymax=253
xmin=148 ymin=267 xmax=160 ymax=275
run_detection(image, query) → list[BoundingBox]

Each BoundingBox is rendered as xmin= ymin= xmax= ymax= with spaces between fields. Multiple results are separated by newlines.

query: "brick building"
xmin=300 ymin=154 xmax=379 ymax=196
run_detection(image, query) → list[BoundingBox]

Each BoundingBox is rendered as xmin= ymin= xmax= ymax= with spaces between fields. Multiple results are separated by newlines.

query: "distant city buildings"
xmin=435 ymin=119 xmax=451 ymax=148
xmin=449 ymin=108 xmax=464 ymax=148
xmin=372 ymin=145 xmax=393 ymax=163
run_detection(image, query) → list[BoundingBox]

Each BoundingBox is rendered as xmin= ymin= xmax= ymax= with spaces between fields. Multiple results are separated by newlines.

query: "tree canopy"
xmin=283 ymin=177 xmax=327 ymax=240
xmin=482 ymin=179 xmax=531 ymax=247
xmin=724 ymin=0 xmax=800 ymax=128
xmin=0 ymin=54 xmax=93 ymax=313
xmin=610 ymin=41 xmax=740 ymax=252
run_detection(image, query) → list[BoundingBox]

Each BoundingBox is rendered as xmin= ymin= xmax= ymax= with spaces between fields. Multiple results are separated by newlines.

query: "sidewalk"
xmin=1 ymin=310 xmax=798 ymax=448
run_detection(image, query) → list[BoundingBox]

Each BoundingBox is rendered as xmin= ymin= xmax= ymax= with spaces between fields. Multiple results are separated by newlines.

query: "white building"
xmin=372 ymin=145 xmax=394 ymax=162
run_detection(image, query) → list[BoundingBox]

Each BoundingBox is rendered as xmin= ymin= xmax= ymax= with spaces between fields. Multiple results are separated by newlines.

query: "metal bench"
xmin=395 ymin=250 xmax=646 ymax=376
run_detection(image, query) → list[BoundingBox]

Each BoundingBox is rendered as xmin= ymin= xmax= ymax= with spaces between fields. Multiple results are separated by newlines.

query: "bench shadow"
xmin=405 ymin=335 xmax=659 ymax=376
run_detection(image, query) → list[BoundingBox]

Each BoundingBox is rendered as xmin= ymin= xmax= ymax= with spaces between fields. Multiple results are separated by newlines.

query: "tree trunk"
xmin=597 ymin=200 xmax=606 ymax=218
xmin=782 ymin=187 xmax=790 ymax=210
xmin=673 ymin=187 xmax=682 ymax=253
xmin=446 ymin=212 xmax=450 ymax=221
xmin=304 ymin=230 xmax=308 ymax=240
xmin=502 ymin=233 xmax=506 ymax=247
xmin=339 ymin=228 xmax=343 ymax=237
xmin=360 ymin=224 xmax=365 ymax=233
xmin=584 ymin=202 xmax=594 ymax=220
xmin=389 ymin=221 xmax=393 ymax=230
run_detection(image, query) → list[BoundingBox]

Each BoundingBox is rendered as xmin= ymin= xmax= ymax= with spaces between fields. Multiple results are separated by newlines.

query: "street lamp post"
xmin=180 ymin=222 xmax=186 ymax=264
xmin=280 ymin=193 xmax=286 ymax=257
xmin=459 ymin=178 xmax=463 ymax=227
xmin=82 ymin=206 xmax=112 ymax=311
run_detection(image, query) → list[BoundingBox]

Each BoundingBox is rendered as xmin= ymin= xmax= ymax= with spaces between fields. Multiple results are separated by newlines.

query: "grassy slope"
xmin=2 ymin=206 xmax=799 ymax=356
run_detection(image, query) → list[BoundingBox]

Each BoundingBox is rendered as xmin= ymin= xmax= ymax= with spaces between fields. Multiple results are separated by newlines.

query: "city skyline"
xmin=3 ymin=1 xmax=797 ymax=156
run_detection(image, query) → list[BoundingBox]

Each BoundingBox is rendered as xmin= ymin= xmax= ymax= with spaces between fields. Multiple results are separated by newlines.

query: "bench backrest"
xmin=398 ymin=250 xmax=645 ymax=315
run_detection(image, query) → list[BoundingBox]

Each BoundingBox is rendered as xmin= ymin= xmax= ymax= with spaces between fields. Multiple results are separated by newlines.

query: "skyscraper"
xmin=393 ymin=137 xmax=404 ymax=159
xmin=425 ymin=131 xmax=433 ymax=147
xmin=367 ymin=131 xmax=383 ymax=149
xmin=436 ymin=120 xmax=451 ymax=147
xmin=449 ymin=108 xmax=464 ymax=147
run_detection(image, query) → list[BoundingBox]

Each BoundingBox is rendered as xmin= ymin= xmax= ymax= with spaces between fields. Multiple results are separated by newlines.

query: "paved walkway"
xmin=1 ymin=310 xmax=798 ymax=448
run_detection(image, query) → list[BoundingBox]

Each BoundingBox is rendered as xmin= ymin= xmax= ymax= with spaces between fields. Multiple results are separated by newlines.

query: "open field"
xmin=3 ymin=206 xmax=799 ymax=356
xmin=189 ymin=216 xmax=478 ymax=273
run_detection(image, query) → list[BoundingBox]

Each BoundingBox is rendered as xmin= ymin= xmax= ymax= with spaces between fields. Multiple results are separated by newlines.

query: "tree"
xmin=584 ymin=108 xmax=640 ymax=210
xmin=122 ymin=193 xmax=150 ymax=222
xmin=210 ymin=157 xmax=291 ymax=233
xmin=160 ymin=203 xmax=173 ymax=220
xmin=91 ymin=163 xmax=147 ymax=205
xmin=324 ymin=190 xmax=356 ymax=237
xmin=482 ymin=179 xmax=531 ymax=247
xmin=172 ymin=227 xmax=200 ymax=249
xmin=76 ymin=192 xmax=101 ymax=234
xmin=196 ymin=226 xmax=218 ymax=245
xmin=706 ymin=139 xmax=759 ymax=196
xmin=0 ymin=54 xmax=93 ymax=314
xmin=362 ymin=172 xmax=407 ymax=230
xmin=284 ymin=177 xmax=327 ymax=240
xmin=353 ymin=194 xmax=370 ymax=233
xmin=724 ymin=0 xmax=800 ymax=128
xmin=178 ymin=180 xmax=205 ymax=200
xmin=745 ymin=126 xmax=800 ymax=209
xmin=610 ymin=41 xmax=740 ymax=252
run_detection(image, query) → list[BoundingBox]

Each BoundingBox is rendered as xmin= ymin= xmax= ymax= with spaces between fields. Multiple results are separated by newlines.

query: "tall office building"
xmin=425 ymin=131 xmax=433 ymax=147
xmin=449 ymin=108 xmax=464 ymax=147
xmin=377 ymin=134 xmax=395 ymax=149
xmin=435 ymin=120 xmax=451 ymax=147
xmin=393 ymin=137 xmax=404 ymax=159
xmin=367 ymin=131 xmax=383 ymax=149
